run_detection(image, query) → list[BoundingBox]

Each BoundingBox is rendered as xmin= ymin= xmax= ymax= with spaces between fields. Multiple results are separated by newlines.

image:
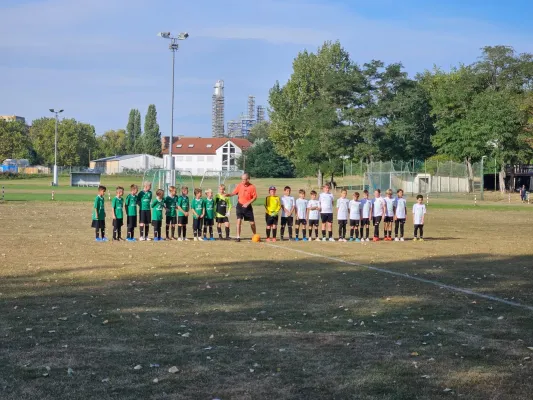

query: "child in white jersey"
xmin=413 ymin=194 xmax=427 ymax=241
xmin=383 ymin=189 xmax=395 ymax=241
xmin=372 ymin=189 xmax=386 ymax=242
xmin=336 ymin=189 xmax=350 ymax=242
xmin=359 ymin=190 xmax=371 ymax=242
xmin=280 ymin=186 xmax=295 ymax=241
xmin=307 ymin=190 xmax=320 ymax=241
xmin=393 ymin=189 xmax=407 ymax=241
xmin=319 ymin=184 xmax=335 ymax=241
xmin=294 ymin=189 xmax=309 ymax=241
xmin=349 ymin=192 xmax=362 ymax=242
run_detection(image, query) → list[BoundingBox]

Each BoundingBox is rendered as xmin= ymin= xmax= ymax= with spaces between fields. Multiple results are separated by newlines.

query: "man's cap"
xmin=269 ymin=186 xmax=276 ymax=191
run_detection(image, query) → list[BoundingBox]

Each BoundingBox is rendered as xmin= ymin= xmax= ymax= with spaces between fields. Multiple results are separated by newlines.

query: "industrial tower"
xmin=211 ymin=80 xmax=225 ymax=137
xmin=256 ymin=105 xmax=265 ymax=124
xmin=247 ymin=95 xmax=255 ymax=120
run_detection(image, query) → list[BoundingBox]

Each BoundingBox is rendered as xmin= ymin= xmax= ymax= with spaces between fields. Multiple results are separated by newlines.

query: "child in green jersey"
xmin=191 ymin=188 xmax=205 ymax=241
xmin=91 ymin=185 xmax=107 ymax=242
xmin=138 ymin=182 xmax=153 ymax=241
xmin=203 ymin=189 xmax=215 ymax=241
xmin=151 ymin=189 xmax=165 ymax=241
xmin=164 ymin=186 xmax=178 ymax=240
xmin=214 ymin=184 xmax=231 ymax=240
xmin=111 ymin=186 xmax=124 ymax=241
xmin=125 ymin=184 xmax=139 ymax=241
xmin=176 ymin=186 xmax=190 ymax=241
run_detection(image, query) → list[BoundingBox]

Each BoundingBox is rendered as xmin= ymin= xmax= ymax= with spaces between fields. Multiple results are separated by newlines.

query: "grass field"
xmin=1 ymin=179 xmax=533 ymax=399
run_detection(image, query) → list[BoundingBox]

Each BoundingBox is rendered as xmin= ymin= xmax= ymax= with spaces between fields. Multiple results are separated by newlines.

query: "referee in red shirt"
xmin=231 ymin=172 xmax=258 ymax=242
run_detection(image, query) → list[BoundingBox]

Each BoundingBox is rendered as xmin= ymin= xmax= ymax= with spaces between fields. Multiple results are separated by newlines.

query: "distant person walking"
xmin=231 ymin=173 xmax=258 ymax=242
xmin=520 ymin=185 xmax=527 ymax=203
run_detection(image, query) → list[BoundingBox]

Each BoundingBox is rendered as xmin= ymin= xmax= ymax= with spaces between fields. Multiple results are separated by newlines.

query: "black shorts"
xmin=265 ymin=214 xmax=279 ymax=226
xmin=193 ymin=218 xmax=203 ymax=231
xmin=178 ymin=216 xmax=189 ymax=225
xmin=204 ymin=218 xmax=214 ymax=227
xmin=113 ymin=218 xmax=123 ymax=228
xmin=127 ymin=215 xmax=137 ymax=228
xmin=216 ymin=217 xmax=229 ymax=224
xmin=91 ymin=220 xmax=105 ymax=229
xmin=350 ymin=219 xmax=360 ymax=227
xmin=152 ymin=220 xmax=162 ymax=229
xmin=296 ymin=219 xmax=307 ymax=226
xmin=139 ymin=210 xmax=151 ymax=224
xmin=361 ymin=218 xmax=370 ymax=226
xmin=236 ymin=204 xmax=255 ymax=222
xmin=320 ymin=213 xmax=333 ymax=223
xmin=373 ymin=216 xmax=383 ymax=225
xmin=308 ymin=219 xmax=319 ymax=227
xmin=395 ymin=218 xmax=406 ymax=224
xmin=281 ymin=216 xmax=293 ymax=226
xmin=384 ymin=216 xmax=394 ymax=223
xmin=166 ymin=216 xmax=177 ymax=225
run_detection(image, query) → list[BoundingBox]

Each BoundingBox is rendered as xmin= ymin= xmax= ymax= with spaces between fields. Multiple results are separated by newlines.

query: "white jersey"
xmin=295 ymin=198 xmax=308 ymax=220
xmin=413 ymin=203 xmax=427 ymax=225
xmin=318 ymin=192 xmax=334 ymax=214
xmin=394 ymin=197 xmax=407 ymax=219
xmin=307 ymin=199 xmax=320 ymax=220
xmin=349 ymin=200 xmax=361 ymax=220
xmin=372 ymin=197 xmax=385 ymax=217
xmin=360 ymin=198 xmax=371 ymax=219
xmin=384 ymin=197 xmax=395 ymax=217
xmin=281 ymin=195 xmax=295 ymax=217
xmin=336 ymin=198 xmax=350 ymax=220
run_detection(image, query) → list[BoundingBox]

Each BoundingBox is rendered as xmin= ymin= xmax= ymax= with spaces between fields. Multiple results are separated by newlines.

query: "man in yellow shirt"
xmin=264 ymin=186 xmax=281 ymax=242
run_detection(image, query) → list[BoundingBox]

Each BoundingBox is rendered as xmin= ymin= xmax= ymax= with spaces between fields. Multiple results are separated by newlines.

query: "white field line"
xmin=266 ymin=244 xmax=533 ymax=313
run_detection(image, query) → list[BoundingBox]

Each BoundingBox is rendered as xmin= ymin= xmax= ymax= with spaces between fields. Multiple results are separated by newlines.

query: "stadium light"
xmin=158 ymin=31 xmax=189 ymax=186
xmin=49 ymin=109 xmax=64 ymax=186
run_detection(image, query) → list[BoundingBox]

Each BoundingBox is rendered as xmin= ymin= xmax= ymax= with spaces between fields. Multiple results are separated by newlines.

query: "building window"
xmin=206 ymin=144 xmax=212 ymax=148
xmin=177 ymin=144 xmax=183 ymax=148
xmin=176 ymin=156 xmax=184 ymax=162
xmin=197 ymin=156 xmax=205 ymax=162
xmin=185 ymin=156 xmax=193 ymax=162
xmin=207 ymin=156 xmax=215 ymax=163
xmin=188 ymin=144 xmax=194 ymax=148
xmin=230 ymin=146 xmax=235 ymax=154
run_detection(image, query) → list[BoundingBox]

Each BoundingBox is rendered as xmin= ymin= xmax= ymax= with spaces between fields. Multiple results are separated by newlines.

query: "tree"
xmin=237 ymin=139 xmax=294 ymax=178
xmin=30 ymin=117 xmax=96 ymax=166
xmin=126 ymin=109 xmax=139 ymax=154
xmin=98 ymin=129 xmax=127 ymax=157
xmin=248 ymin=121 xmax=271 ymax=143
xmin=0 ymin=120 xmax=34 ymax=162
xmin=142 ymin=104 xmax=161 ymax=156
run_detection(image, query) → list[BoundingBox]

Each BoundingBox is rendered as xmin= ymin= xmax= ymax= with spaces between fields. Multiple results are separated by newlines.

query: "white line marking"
xmin=266 ymin=244 xmax=533 ymax=312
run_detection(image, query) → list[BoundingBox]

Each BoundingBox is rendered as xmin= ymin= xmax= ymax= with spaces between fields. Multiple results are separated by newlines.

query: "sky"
xmin=2 ymin=0 xmax=533 ymax=137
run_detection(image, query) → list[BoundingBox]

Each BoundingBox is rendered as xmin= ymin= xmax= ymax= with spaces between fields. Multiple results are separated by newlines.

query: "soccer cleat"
xmin=101 ymin=237 xmax=109 ymax=242
xmin=235 ymin=238 xmax=241 ymax=242
xmin=349 ymin=238 xmax=354 ymax=242
xmin=303 ymin=238 xmax=308 ymax=242
xmin=95 ymin=238 xmax=102 ymax=242
xmin=177 ymin=237 xmax=183 ymax=241
xmin=419 ymin=238 xmax=425 ymax=242
xmin=400 ymin=237 xmax=404 ymax=242
xmin=145 ymin=237 xmax=151 ymax=241
xmin=266 ymin=238 xmax=271 ymax=242
xmin=294 ymin=237 xmax=299 ymax=242
xmin=373 ymin=237 xmax=379 ymax=242
xmin=193 ymin=237 xmax=198 ymax=241
xmin=184 ymin=238 xmax=189 ymax=241
xmin=198 ymin=237 xmax=204 ymax=241
xmin=315 ymin=238 xmax=321 ymax=242
xmin=355 ymin=238 xmax=361 ymax=242
xmin=394 ymin=237 xmax=399 ymax=242
xmin=329 ymin=237 xmax=335 ymax=242
xmin=322 ymin=237 xmax=327 ymax=241
xmin=272 ymin=238 xmax=277 ymax=242
xmin=210 ymin=237 xmax=215 ymax=241
xmin=413 ymin=238 xmax=418 ymax=241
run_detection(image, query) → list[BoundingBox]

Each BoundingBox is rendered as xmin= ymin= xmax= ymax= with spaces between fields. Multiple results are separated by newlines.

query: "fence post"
xmin=509 ymin=192 xmax=511 ymax=203
xmin=52 ymin=190 xmax=55 ymax=201
xmin=474 ymin=195 xmax=477 ymax=206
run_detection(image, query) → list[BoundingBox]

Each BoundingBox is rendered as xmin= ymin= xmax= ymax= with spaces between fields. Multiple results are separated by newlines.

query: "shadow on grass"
xmin=1 ymin=254 xmax=533 ymax=400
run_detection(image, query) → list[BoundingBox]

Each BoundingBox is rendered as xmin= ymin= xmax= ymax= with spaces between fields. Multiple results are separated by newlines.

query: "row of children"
xmin=263 ymin=184 xmax=427 ymax=242
xmin=91 ymin=182 xmax=233 ymax=241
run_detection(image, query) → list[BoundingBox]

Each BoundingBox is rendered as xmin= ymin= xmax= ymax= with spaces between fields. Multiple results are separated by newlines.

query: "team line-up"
xmin=91 ymin=174 xmax=428 ymax=243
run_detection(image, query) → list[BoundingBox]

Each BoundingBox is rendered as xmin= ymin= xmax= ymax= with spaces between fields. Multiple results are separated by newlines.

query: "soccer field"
xmin=1 ymin=197 xmax=533 ymax=399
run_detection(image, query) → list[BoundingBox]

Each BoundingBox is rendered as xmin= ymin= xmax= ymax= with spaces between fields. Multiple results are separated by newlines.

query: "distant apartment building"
xmin=0 ymin=115 xmax=26 ymax=124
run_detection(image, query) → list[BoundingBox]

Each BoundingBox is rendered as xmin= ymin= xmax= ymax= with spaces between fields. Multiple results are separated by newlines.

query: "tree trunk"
xmin=330 ymin=172 xmax=335 ymax=190
xmin=499 ymin=165 xmax=506 ymax=193
xmin=465 ymin=158 xmax=474 ymax=193
xmin=317 ymin=169 xmax=323 ymax=188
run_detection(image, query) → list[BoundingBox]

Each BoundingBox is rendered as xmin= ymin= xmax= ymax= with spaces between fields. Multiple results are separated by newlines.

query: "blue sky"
xmin=2 ymin=0 xmax=533 ymax=137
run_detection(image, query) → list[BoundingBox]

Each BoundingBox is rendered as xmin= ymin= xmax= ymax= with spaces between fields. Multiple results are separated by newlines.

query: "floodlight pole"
xmin=50 ymin=109 xmax=63 ymax=186
xmin=158 ymin=32 xmax=188 ymax=187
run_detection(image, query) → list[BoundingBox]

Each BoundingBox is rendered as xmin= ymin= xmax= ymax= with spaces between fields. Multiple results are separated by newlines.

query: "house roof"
xmin=164 ymin=137 xmax=252 ymax=155
xmin=91 ymin=154 xmax=162 ymax=162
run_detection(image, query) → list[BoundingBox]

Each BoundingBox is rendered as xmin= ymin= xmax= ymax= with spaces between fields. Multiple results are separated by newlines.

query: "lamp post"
xmin=481 ymin=155 xmax=487 ymax=200
xmin=158 ymin=31 xmax=189 ymax=185
xmin=49 ymin=109 xmax=64 ymax=186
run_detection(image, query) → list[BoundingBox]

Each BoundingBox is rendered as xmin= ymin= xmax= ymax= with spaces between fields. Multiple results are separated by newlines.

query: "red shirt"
xmin=232 ymin=183 xmax=257 ymax=205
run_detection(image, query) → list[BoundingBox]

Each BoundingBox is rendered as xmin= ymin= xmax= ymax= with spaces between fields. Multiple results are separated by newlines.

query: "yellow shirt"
xmin=265 ymin=195 xmax=282 ymax=216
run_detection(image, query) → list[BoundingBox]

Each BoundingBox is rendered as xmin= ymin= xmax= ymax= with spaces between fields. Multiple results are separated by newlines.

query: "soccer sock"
xmin=400 ymin=223 xmax=404 ymax=238
xmin=394 ymin=221 xmax=399 ymax=237
xmin=177 ymin=226 xmax=182 ymax=238
xmin=322 ymin=229 xmax=326 ymax=238
xmin=302 ymin=228 xmax=306 ymax=239
xmin=288 ymin=226 xmax=293 ymax=239
xmin=217 ymin=226 xmax=222 ymax=237
xmin=225 ymin=227 xmax=230 ymax=238
xmin=140 ymin=226 xmax=144 ymax=238
xmin=366 ymin=227 xmax=370 ymax=239
xmin=266 ymin=228 xmax=271 ymax=238
xmin=338 ymin=225 xmax=343 ymax=239
xmin=183 ymin=226 xmax=187 ymax=239
xmin=118 ymin=228 xmax=122 ymax=240
xmin=360 ymin=226 xmax=364 ymax=238
xmin=101 ymin=228 xmax=105 ymax=238
xmin=328 ymin=230 xmax=333 ymax=239
xmin=95 ymin=228 xmax=100 ymax=239
xmin=355 ymin=227 xmax=359 ymax=239
xmin=209 ymin=226 xmax=213 ymax=238
xmin=309 ymin=228 xmax=313 ymax=238
xmin=388 ymin=230 xmax=392 ymax=238
xmin=315 ymin=228 xmax=319 ymax=238
xmin=374 ymin=225 xmax=379 ymax=238
xmin=144 ymin=225 xmax=149 ymax=238
xmin=420 ymin=225 xmax=424 ymax=238
xmin=280 ymin=226 xmax=285 ymax=239
xmin=171 ymin=226 xmax=175 ymax=238
xmin=295 ymin=228 xmax=299 ymax=238
xmin=166 ymin=225 xmax=170 ymax=238
xmin=342 ymin=224 xmax=346 ymax=239
xmin=350 ymin=227 xmax=354 ymax=238
xmin=273 ymin=228 xmax=277 ymax=238
xmin=113 ymin=227 xmax=117 ymax=240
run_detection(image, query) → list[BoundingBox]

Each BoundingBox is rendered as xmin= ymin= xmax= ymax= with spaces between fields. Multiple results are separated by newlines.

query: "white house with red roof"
xmin=161 ymin=137 xmax=252 ymax=175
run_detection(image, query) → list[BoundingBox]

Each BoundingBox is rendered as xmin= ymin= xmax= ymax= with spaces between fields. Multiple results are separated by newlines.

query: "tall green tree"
xmin=0 ymin=120 xmax=34 ymax=162
xmin=98 ymin=129 xmax=127 ymax=157
xmin=142 ymin=104 xmax=161 ymax=156
xmin=125 ymin=109 xmax=142 ymax=154
xmin=237 ymin=139 xmax=294 ymax=178
xmin=248 ymin=121 xmax=271 ymax=143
